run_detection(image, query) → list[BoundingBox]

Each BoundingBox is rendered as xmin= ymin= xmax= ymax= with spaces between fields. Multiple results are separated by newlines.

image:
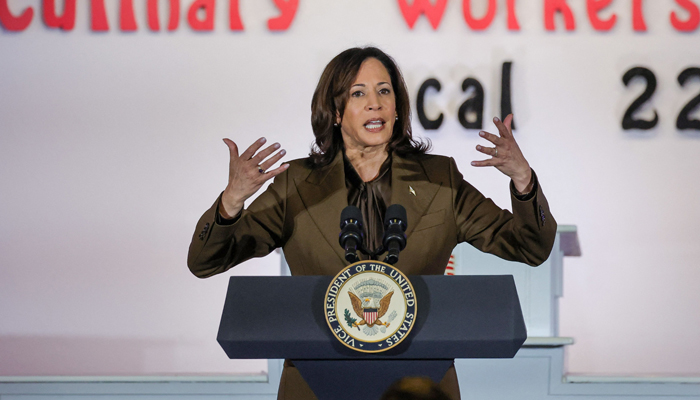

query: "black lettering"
xmin=677 ymin=67 xmax=700 ymax=131
xmin=501 ymin=61 xmax=516 ymax=129
xmin=458 ymin=77 xmax=484 ymax=130
xmin=622 ymin=66 xmax=658 ymax=130
xmin=417 ymin=78 xmax=444 ymax=130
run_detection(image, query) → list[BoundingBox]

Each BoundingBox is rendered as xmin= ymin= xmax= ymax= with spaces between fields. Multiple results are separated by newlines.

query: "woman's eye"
xmin=379 ymin=88 xmax=391 ymax=95
xmin=351 ymin=90 xmax=364 ymax=97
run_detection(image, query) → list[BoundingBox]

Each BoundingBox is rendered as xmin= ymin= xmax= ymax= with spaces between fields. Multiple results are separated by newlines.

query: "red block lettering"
xmin=148 ymin=0 xmax=158 ymax=30
xmin=632 ymin=0 xmax=647 ymax=31
xmin=397 ymin=0 xmax=448 ymax=30
xmin=671 ymin=0 xmax=700 ymax=31
xmin=268 ymin=0 xmax=297 ymax=31
xmin=120 ymin=0 xmax=137 ymax=31
xmin=43 ymin=0 xmax=75 ymax=30
xmin=148 ymin=0 xmax=179 ymax=31
xmin=463 ymin=0 xmax=496 ymax=31
xmin=91 ymin=0 xmax=109 ymax=31
xmin=587 ymin=0 xmax=616 ymax=30
xmin=507 ymin=0 xmax=520 ymax=30
xmin=170 ymin=0 xmax=180 ymax=30
xmin=0 ymin=0 xmax=33 ymax=31
xmin=229 ymin=0 xmax=243 ymax=30
xmin=544 ymin=0 xmax=576 ymax=31
xmin=188 ymin=0 xmax=214 ymax=31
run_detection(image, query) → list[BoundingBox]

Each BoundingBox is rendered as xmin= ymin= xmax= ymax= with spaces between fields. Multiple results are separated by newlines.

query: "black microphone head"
xmin=340 ymin=205 xmax=363 ymax=229
xmin=384 ymin=204 xmax=407 ymax=231
xmin=340 ymin=206 xmax=364 ymax=258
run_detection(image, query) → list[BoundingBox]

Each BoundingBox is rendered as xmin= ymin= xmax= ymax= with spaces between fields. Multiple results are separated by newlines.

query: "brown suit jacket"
xmin=187 ymin=151 xmax=557 ymax=399
xmin=188 ymin=150 xmax=556 ymax=278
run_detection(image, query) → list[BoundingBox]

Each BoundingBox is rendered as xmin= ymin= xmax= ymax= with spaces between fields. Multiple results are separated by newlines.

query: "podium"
xmin=218 ymin=275 xmax=526 ymax=400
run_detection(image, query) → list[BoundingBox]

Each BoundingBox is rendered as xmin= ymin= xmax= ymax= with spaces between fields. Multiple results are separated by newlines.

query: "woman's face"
xmin=338 ymin=58 xmax=396 ymax=152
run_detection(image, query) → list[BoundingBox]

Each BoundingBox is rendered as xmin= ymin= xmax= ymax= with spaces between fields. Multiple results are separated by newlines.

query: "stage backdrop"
xmin=1 ymin=0 xmax=700 ymax=377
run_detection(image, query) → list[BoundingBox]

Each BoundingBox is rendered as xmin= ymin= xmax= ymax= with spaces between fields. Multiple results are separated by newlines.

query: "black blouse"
xmin=343 ymin=153 xmax=393 ymax=255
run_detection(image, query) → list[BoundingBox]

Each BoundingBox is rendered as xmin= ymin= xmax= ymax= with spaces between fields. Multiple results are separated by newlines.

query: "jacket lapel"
xmin=390 ymin=155 xmax=441 ymax=239
xmin=294 ymin=152 xmax=441 ymax=263
xmin=294 ymin=152 xmax=349 ymax=264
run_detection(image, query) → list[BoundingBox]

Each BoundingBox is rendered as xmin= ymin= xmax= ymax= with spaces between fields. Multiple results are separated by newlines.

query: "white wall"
xmin=1 ymin=0 xmax=699 ymax=376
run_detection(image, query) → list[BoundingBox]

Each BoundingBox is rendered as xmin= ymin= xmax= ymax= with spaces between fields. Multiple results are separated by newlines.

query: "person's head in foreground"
xmin=380 ymin=376 xmax=452 ymax=400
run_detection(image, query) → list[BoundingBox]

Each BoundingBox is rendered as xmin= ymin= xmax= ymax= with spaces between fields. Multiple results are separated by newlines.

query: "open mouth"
xmin=364 ymin=119 xmax=386 ymax=131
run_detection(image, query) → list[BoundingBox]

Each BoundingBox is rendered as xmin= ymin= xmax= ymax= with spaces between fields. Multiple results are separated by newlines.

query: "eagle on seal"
xmin=348 ymin=290 xmax=394 ymax=330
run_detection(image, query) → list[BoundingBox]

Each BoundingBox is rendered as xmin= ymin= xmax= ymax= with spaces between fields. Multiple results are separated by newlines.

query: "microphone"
xmin=382 ymin=204 xmax=407 ymax=265
xmin=339 ymin=206 xmax=364 ymax=263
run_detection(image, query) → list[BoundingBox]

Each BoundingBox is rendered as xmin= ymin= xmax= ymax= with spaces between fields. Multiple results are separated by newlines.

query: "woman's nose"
xmin=366 ymin=92 xmax=381 ymax=111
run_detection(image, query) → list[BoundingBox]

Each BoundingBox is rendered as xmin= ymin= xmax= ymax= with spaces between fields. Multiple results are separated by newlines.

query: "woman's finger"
xmin=470 ymin=158 xmax=498 ymax=167
xmin=261 ymin=163 xmax=290 ymax=179
xmin=240 ymin=137 xmax=267 ymax=160
xmin=478 ymin=131 xmax=502 ymax=145
xmin=223 ymin=138 xmax=239 ymax=160
xmin=503 ymin=114 xmax=514 ymax=135
xmin=492 ymin=116 xmax=511 ymax=139
xmin=475 ymin=145 xmax=499 ymax=158
xmin=252 ymin=142 xmax=281 ymax=164
xmin=259 ymin=149 xmax=286 ymax=171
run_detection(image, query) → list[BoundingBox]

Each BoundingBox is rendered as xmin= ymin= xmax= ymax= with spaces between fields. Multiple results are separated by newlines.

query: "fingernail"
xmin=471 ymin=161 xmax=477 ymax=166
xmin=479 ymin=131 xmax=485 ymax=137
xmin=260 ymin=137 xmax=267 ymax=143
xmin=494 ymin=117 xmax=500 ymax=122
xmin=476 ymin=145 xmax=482 ymax=150
xmin=280 ymin=150 xmax=286 ymax=156
xmin=273 ymin=143 xmax=280 ymax=149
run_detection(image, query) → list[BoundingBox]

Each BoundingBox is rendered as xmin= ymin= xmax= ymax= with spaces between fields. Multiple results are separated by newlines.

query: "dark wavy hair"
xmin=309 ymin=47 xmax=430 ymax=167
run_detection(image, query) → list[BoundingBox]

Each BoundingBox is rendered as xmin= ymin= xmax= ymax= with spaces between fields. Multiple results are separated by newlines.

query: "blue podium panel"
xmin=217 ymin=275 xmax=526 ymax=360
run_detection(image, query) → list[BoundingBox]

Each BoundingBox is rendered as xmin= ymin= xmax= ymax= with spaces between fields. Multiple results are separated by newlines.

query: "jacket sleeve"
xmin=187 ymin=169 xmax=288 ymax=278
xmin=450 ymin=158 xmax=557 ymax=266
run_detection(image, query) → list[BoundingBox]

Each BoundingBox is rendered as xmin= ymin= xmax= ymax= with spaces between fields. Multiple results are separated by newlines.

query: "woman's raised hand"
xmin=219 ymin=137 xmax=289 ymax=219
xmin=471 ymin=114 xmax=533 ymax=194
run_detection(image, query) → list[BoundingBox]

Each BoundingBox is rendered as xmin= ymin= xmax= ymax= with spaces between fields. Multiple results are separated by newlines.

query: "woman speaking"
xmin=188 ymin=47 xmax=557 ymax=400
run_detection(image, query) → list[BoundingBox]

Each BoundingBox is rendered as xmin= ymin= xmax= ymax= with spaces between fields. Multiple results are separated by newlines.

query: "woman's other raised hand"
xmin=219 ymin=137 xmax=289 ymax=219
xmin=471 ymin=114 xmax=533 ymax=194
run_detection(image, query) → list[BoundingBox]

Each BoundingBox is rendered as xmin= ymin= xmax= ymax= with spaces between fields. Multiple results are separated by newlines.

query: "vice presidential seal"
xmin=324 ymin=260 xmax=417 ymax=353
